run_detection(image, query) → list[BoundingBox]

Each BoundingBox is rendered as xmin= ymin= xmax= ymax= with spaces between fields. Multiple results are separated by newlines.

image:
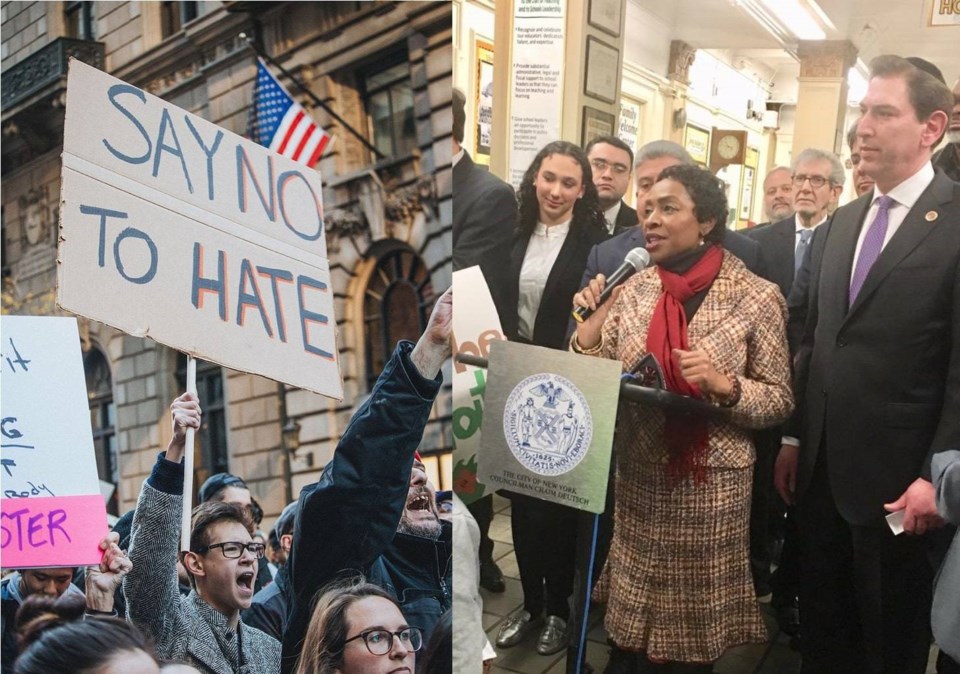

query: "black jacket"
xmin=369 ymin=521 xmax=452 ymax=635
xmin=281 ymin=341 xmax=444 ymax=674
xmin=494 ymin=221 xmax=610 ymax=349
xmin=242 ymin=562 xmax=290 ymax=643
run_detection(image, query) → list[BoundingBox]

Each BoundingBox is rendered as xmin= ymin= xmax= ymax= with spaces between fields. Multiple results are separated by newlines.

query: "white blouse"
xmin=517 ymin=219 xmax=571 ymax=341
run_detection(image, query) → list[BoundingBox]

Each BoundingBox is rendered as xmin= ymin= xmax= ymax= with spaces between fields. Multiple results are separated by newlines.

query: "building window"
xmin=177 ymin=355 xmax=228 ymax=496
xmin=363 ymin=247 xmax=433 ymax=390
xmin=65 ymin=1 xmax=96 ymax=40
xmin=362 ymin=56 xmax=416 ymax=160
xmin=84 ymin=348 xmax=117 ymax=515
xmin=161 ymin=1 xmax=198 ymax=38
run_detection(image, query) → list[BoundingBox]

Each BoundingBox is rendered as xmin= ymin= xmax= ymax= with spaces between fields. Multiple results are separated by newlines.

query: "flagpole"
xmin=241 ymin=34 xmax=386 ymax=161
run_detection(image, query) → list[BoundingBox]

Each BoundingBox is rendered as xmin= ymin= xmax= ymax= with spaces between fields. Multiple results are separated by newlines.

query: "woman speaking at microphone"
xmin=490 ymin=140 xmax=609 ymax=656
xmin=571 ymin=164 xmax=793 ymax=673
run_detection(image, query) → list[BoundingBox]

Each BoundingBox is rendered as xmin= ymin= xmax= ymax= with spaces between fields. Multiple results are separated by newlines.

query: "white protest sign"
xmin=1 ymin=316 xmax=108 ymax=567
xmin=451 ymin=267 xmax=506 ymax=505
xmin=58 ymin=59 xmax=342 ymax=399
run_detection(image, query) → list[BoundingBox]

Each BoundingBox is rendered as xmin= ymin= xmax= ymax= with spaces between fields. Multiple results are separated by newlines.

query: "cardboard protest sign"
xmin=58 ymin=59 xmax=342 ymax=399
xmin=451 ymin=267 xmax=505 ymax=505
xmin=1 ymin=316 xmax=108 ymax=567
xmin=478 ymin=341 xmax=620 ymax=513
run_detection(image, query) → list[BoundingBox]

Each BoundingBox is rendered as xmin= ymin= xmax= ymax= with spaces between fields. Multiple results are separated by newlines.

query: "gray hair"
xmin=792 ymin=148 xmax=845 ymax=187
xmin=634 ymin=140 xmax=694 ymax=169
xmin=763 ymin=166 xmax=791 ymax=185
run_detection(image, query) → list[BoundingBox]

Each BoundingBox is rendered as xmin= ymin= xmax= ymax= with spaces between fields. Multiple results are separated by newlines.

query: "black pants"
xmin=510 ymin=492 xmax=578 ymax=619
xmin=467 ymin=494 xmax=495 ymax=565
xmin=749 ymin=428 xmax=779 ymax=591
xmin=797 ymin=456 xmax=938 ymax=674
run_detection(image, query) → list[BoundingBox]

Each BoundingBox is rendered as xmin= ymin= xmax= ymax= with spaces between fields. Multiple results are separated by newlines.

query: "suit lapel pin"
xmin=925 ymin=211 xmax=938 ymax=222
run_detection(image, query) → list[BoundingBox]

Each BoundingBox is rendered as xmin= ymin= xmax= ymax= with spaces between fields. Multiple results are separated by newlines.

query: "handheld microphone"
xmin=571 ymin=247 xmax=650 ymax=323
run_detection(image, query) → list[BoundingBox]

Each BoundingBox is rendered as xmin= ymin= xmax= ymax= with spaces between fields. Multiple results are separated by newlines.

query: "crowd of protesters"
xmin=1 ymin=288 xmax=453 ymax=674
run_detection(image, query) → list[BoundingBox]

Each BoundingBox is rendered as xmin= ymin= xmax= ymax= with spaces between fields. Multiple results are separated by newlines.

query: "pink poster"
xmin=1 ymin=494 xmax=107 ymax=567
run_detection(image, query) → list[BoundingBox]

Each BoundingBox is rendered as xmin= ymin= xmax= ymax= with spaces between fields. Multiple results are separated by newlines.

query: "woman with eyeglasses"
xmin=488 ymin=140 xmax=609 ymax=656
xmin=295 ymin=576 xmax=421 ymax=674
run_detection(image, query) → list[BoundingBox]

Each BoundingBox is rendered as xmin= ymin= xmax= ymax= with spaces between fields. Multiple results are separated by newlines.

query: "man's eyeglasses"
xmin=194 ymin=541 xmax=265 ymax=559
xmin=590 ymin=158 xmax=630 ymax=176
xmin=792 ymin=174 xmax=830 ymax=188
xmin=343 ymin=627 xmax=423 ymax=656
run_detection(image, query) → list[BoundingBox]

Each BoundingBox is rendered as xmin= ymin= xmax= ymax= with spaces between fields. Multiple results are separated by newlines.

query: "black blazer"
xmin=613 ymin=200 xmax=639 ymax=234
xmin=452 ymin=152 xmax=517 ymax=273
xmin=495 ymin=221 xmax=610 ymax=350
xmin=793 ymin=172 xmax=960 ymax=525
xmin=747 ymin=216 xmax=797 ymax=300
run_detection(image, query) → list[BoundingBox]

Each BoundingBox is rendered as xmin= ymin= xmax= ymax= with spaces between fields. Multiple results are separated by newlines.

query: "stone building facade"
xmin=1 ymin=0 xmax=453 ymax=525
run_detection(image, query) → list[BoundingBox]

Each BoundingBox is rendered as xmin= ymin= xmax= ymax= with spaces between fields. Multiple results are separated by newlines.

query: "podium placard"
xmin=478 ymin=341 xmax=621 ymax=513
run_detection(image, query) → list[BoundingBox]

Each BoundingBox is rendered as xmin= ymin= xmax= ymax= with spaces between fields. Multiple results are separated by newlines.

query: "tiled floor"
xmin=479 ymin=494 xmax=942 ymax=674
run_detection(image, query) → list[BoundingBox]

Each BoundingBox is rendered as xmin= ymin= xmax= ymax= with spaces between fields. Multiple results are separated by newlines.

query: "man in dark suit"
xmin=774 ymin=55 xmax=957 ymax=674
xmin=451 ymin=88 xmax=516 ymax=593
xmin=746 ymin=148 xmax=843 ymax=630
xmin=452 ymin=88 xmax=517 ymax=275
xmin=750 ymin=149 xmax=844 ymax=301
xmin=584 ymin=135 xmax=637 ymax=235
xmin=757 ymin=165 xmax=794 ymax=229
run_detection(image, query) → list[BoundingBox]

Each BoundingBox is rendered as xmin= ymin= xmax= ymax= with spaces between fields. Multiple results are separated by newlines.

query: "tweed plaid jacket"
xmin=125 ymin=477 xmax=281 ymax=674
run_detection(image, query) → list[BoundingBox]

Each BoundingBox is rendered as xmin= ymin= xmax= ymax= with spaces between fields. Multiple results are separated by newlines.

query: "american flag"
xmin=249 ymin=57 xmax=331 ymax=167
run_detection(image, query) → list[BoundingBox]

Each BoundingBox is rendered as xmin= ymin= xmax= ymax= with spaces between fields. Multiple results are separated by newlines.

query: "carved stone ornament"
xmin=383 ymin=176 xmax=437 ymax=237
xmin=797 ymin=41 xmax=858 ymax=79
xmin=20 ymin=186 xmax=49 ymax=247
xmin=668 ymin=41 xmax=697 ymax=84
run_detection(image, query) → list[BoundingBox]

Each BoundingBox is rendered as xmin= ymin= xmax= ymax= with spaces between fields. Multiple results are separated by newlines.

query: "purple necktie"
xmin=849 ymin=195 xmax=895 ymax=305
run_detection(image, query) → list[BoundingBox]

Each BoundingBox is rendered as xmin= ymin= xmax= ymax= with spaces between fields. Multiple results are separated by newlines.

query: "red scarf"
xmin=645 ymin=244 xmax=724 ymax=486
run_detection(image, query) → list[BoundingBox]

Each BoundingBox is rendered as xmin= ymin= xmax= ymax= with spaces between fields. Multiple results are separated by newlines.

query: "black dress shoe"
xmin=479 ymin=560 xmax=506 ymax=593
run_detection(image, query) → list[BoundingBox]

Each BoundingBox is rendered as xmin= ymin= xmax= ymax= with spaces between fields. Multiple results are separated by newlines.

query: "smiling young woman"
xmin=487 ymin=141 xmax=609 ymax=656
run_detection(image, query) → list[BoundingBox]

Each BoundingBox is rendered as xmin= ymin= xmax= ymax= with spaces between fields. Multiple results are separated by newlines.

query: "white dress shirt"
xmin=517 ymin=220 xmax=571 ymax=341
xmin=783 ymin=162 xmax=936 ymax=449
xmin=452 ymin=147 xmax=465 ymax=168
xmin=849 ymin=162 xmax=935 ymax=284
xmin=794 ymin=213 xmax=827 ymax=250
xmin=604 ymin=201 xmax=622 ymax=234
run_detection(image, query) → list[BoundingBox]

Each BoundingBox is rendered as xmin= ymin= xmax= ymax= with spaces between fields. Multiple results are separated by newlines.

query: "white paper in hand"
xmin=885 ymin=509 xmax=905 ymax=536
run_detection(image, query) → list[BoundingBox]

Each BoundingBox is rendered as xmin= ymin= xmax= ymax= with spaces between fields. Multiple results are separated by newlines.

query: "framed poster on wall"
xmin=683 ymin=124 xmax=710 ymax=167
xmin=588 ymin=0 xmax=622 ymax=37
xmin=584 ymin=37 xmax=619 ymax=104
xmin=738 ymin=146 xmax=760 ymax=224
xmin=582 ymin=106 xmax=616 ymax=146
xmin=475 ymin=39 xmax=494 ymax=166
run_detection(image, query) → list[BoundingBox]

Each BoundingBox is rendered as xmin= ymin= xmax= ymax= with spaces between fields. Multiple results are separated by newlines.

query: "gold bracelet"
xmin=571 ymin=332 xmax=604 ymax=355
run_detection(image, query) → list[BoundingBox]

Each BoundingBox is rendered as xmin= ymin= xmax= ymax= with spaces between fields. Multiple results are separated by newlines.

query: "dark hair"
xmin=869 ymin=55 xmax=952 ymax=123
xmin=15 ymin=594 xmax=86 ymax=651
xmin=656 ymin=164 xmax=728 ymax=244
xmin=197 ymin=472 xmax=248 ymax=504
xmin=584 ymin=134 xmax=634 ymax=168
xmin=452 ymin=88 xmax=465 ymax=144
xmin=516 ymin=140 xmax=607 ymax=237
xmin=185 ymin=501 xmax=255 ymax=588
xmin=294 ymin=575 xmax=401 ymax=674
xmin=417 ymin=610 xmax=451 ymax=674
xmin=14 ymin=613 xmax=155 ymax=674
